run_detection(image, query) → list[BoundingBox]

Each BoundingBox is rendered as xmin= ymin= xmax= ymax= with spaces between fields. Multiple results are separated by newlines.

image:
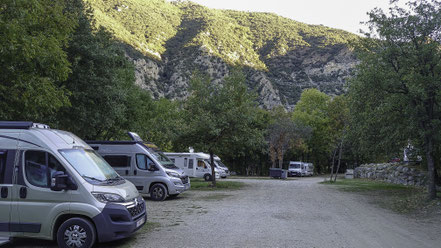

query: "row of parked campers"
xmin=288 ymin=161 xmax=314 ymax=177
xmin=0 ymin=122 xmax=147 ymax=248
xmin=165 ymin=152 xmax=230 ymax=181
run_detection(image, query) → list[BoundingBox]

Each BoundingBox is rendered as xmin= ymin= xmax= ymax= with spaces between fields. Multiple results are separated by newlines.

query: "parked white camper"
xmin=303 ymin=163 xmax=314 ymax=176
xmin=165 ymin=152 xmax=220 ymax=181
xmin=214 ymin=155 xmax=230 ymax=177
xmin=288 ymin=161 xmax=303 ymax=177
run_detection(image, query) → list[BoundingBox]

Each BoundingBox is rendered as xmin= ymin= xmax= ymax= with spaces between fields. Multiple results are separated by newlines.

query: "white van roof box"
xmin=0 ymin=121 xmax=50 ymax=129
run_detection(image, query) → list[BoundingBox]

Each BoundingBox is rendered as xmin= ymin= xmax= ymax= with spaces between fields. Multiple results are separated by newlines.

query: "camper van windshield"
xmin=149 ymin=150 xmax=178 ymax=169
xmin=60 ymin=149 xmax=120 ymax=184
xmin=290 ymin=164 xmax=301 ymax=169
xmin=216 ymin=160 xmax=227 ymax=168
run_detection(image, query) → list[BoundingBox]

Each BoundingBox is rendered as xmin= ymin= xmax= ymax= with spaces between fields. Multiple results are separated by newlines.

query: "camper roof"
xmin=0 ymin=121 xmax=50 ymax=130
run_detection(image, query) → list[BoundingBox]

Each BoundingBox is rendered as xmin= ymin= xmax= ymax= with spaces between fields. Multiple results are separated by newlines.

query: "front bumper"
xmin=93 ymin=197 xmax=147 ymax=242
xmin=169 ymin=177 xmax=191 ymax=194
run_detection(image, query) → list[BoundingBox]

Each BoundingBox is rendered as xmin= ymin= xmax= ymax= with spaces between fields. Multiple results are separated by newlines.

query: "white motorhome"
xmin=288 ymin=161 xmax=314 ymax=177
xmin=288 ymin=161 xmax=304 ymax=177
xmin=304 ymin=163 xmax=314 ymax=176
xmin=0 ymin=122 xmax=146 ymax=248
xmin=164 ymin=152 xmax=220 ymax=181
xmin=214 ymin=155 xmax=230 ymax=177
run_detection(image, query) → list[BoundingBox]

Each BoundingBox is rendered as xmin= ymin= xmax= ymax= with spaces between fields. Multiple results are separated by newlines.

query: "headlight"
xmin=166 ymin=171 xmax=180 ymax=178
xmin=92 ymin=192 xmax=125 ymax=203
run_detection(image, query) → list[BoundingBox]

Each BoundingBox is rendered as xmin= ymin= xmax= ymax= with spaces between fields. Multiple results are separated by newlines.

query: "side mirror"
xmin=51 ymin=171 xmax=77 ymax=191
xmin=147 ymin=163 xmax=156 ymax=171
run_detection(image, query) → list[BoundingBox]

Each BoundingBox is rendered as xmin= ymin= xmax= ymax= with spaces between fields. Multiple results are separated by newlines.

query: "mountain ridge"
xmin=84 ymin=0 xmax=359 ymax=108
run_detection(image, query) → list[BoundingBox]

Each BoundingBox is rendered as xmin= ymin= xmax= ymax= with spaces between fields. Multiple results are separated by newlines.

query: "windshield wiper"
xmin=82 ymin=175 xmax=105 ymax=182
xmin=105 ymin=176 xmax=124 ymax=183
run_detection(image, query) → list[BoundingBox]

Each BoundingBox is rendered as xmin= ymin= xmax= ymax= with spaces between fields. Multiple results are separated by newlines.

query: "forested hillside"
xmin=84 ymin=0 xmax=359 ymax=108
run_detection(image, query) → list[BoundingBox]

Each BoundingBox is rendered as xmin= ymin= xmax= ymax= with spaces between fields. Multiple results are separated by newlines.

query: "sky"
xmin=190 ymin=0 xmax=408 ymax=34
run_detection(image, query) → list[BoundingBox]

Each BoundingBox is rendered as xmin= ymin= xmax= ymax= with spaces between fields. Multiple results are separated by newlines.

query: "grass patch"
xmin=322 ymin=179 xmax=441 ymax=215
xmin=190 ymin=178 xmax=245 ymax=191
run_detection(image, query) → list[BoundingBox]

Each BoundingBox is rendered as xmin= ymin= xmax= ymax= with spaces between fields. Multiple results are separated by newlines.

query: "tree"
xmin=0 ymin=0 xmax=76 ymax=121
xmin=56 ymin=1 xmax=137 ymax=140
xmin=179 ymin=69 xmax=262 ymax=186
xmin=327 ymin=95 xmax=349 ymax=181
xmin=268 ymin=107 xmax=311 ymax=169
xmin=349 ymin=0 xmax=441 ymax=199
xmin=292 ymin=89 xmax=333 ymax=174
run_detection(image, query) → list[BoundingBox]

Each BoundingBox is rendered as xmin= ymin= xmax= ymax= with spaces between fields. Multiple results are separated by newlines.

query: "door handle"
xmin=1 ymin=187 xmax=7 ymax=198
xmin=19 ymin=187 xmax=27 ymax=199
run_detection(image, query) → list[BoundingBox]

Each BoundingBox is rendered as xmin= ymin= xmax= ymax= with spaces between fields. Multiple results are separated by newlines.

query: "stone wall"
xmin=354 ymin=163 xmax=428 ymax=187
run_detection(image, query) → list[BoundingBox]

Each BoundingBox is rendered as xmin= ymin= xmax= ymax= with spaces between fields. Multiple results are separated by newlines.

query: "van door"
xmin=187 ymin=158 xmax=194 ymax=177
xmin=0 ymin=150 xmax=15 ymax=237
xmin=195 ymin=160 xmax=210 ymax=178
xmin=12 ymin=149 xmax=72 ymax=238
xmin=134 ymin=154 xmax=160 ymax=192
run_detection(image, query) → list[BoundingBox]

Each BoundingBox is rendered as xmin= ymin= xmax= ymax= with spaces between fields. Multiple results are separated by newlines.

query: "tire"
xmin=150 ymin=183 xmax=167 ymax=201
xmin=57 ymin=217 xmax=96 ymax=248
xmin=204 ymin=174 xmax=212 ymax=181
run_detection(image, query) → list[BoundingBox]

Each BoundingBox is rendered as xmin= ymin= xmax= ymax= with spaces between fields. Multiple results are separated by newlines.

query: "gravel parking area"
xmin=133 ymin=177 xmax=441 ymax=248
xmin=6 ymin=177 xmax=441 ymax=247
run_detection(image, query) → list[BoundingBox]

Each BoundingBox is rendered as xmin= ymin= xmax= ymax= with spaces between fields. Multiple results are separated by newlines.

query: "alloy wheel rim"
xmin=152 ymin=187 xmax=164 ymax=199
xmin=64 ymin=224 xmax=87 ymax=247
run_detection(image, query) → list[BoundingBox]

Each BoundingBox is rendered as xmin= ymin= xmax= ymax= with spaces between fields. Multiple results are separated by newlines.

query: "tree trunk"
xmin=334 ymin=139 xmax=343 ymax=182
xmin=209 ymin=150 xmax=216 ymax=187
xmin=330 ymin=147 xmax=337 ymax=181
xmin=425 ymin=135 xmax=436 ymax=200
xmin=278 ymin=152 xmax=284 ymax=169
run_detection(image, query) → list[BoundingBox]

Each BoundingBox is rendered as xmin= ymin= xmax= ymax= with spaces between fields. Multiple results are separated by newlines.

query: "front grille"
xmin=181 ymin=176 xmax=189 ymax=184
xmin=127 ymin=199 xmax=145 ymax=218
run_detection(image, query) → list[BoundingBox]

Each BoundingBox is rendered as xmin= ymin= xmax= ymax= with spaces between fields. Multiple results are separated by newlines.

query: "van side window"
xmin=197 ymin=160 xmax=205 ymax=168
xmin=0 ymin=151 xmax=7 ymax=184
xmin=104 ymin=155 xmax=130 ymax=168
xmin=25 ymin=151 xmax=48 ymax=188
xmin=136 ymin=154 xmax=154 ymax=170
xmin=188 ymin=159 xmax=193 ymax=169
xmin=48 ymin=154 xmax=66 ymax=179
xmin=25 ymin=151 xmax=66 ymax=188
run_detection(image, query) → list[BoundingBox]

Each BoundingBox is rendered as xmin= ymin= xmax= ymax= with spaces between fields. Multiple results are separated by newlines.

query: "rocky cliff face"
xmin=87 ymin=0 xmax=359 ymax=109
xmin=126 ymin=43 xmax=357 ymax=109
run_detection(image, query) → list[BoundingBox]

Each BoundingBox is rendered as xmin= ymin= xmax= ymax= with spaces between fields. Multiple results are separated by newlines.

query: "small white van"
xmin=0 ymin=122 xmax=146 ymax=248
xmin=87 ymin=133 xmax=190 ymax=201
xmin=165 ymin=152 xmax=220 ymax=181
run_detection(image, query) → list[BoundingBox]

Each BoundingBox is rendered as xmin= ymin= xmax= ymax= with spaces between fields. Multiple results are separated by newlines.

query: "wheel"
xmin=168 ymin=194 xmax=179 ymax=198
xmin=150 ymin=183 xmax=167 ymax=201
xmin=57 ymin=217 xmax=96 ymax=248
xmin=204 ymin=174 xmax=212 ymax=181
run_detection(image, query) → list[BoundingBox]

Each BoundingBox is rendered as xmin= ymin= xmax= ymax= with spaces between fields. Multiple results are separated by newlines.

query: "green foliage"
xmin=0 ymin=0 xmax=76 ymax=121
xmin=131 ymin=98 xmax=185 ymax=152
xmin=81 ymin=0 xmax=358 ymax=69
xmin=348 ymin=0 xmax=441 ymax=199
xmin=292 ymin=89 xmax=333 ymax=172
xmin=55 ymin=1 xmax=138 ymax=140
xmin=267 ymin=107 xmax=311 ymax=168
xmin=180 ymin=69 xmax=263 ymax=154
